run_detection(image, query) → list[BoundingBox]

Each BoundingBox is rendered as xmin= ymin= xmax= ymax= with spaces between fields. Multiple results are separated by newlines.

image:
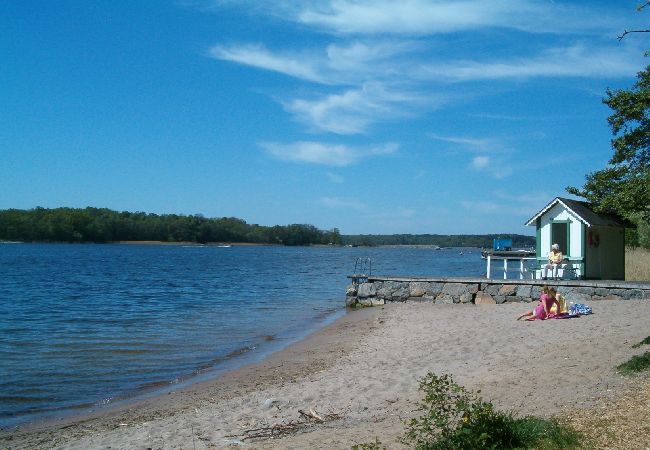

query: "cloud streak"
xmin=284 ymin=83 xmax=428 ymax=134
xmin=294 ymin=0 xmax=622 ymax=35
xmin=416 ymin=44 xmax=641 ymax=82
xmin=320 ymin=196 xmax=367 ymax=210
xmin=260 ymin=141 xmax=398 ymax=166
xmin=209 ymin=44 xmax=326 ymax=83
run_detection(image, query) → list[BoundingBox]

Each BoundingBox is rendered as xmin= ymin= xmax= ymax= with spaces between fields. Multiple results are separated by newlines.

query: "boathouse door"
xmin=551 ymin=221 xmax=569 ymax=256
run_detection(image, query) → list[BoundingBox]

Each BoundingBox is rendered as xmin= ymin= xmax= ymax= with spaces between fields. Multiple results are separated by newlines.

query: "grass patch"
xmin=617 ymin=352 xmax=650 ymax=375
xmin=632 ymin=336 xmax=650 ymax=349
xmin=625 ymin=246 xmax=650 ymax=281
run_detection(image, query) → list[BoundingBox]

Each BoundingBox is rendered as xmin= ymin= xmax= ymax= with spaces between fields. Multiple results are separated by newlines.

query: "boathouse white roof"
xmin=524 ymin=197 xmax=627 ymax=228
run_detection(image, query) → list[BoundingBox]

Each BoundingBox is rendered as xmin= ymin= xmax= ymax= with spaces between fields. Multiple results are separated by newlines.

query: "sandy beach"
xmin=2 ymin=300 xmax=650 ymax=449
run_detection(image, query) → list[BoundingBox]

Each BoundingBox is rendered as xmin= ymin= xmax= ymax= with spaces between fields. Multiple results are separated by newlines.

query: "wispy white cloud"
xmin=416 ymin=44 xmax=640 ymax=82
xmin=295 ymin=0 xmax=621 ymax=35
xmin=430 ymin=134 xmax=506 ymax=153
xmin=326 ymin=172 xmax=344 ymax=183
xmin=320 ymin=196 xmax=367 ymax=210
xmin=210 ymin=40 xmax=418 ymax=85
xmin=461 ymin=200 xmax=499 ymax=214
xmin=211 ymin=41 xmax=639 ymax=87
xmin=461 ymin=197 xmax=531 ymax=216
xmin=260 ymin=141 xmax=398 ymax=166
xmin=285 ymin=83 xmax=428 ymax=134
xmin=494 ymin=190 xmax=554 ymax=207
xmin=209 ymin=36 xmax=642 ymax=136
xmin=209 ymin=44 xmax=326 ymax=83
xmin=471 ymin=156 xmax=490 ymax=170
xmin=467 ymin=155 xmax=513 ymax=178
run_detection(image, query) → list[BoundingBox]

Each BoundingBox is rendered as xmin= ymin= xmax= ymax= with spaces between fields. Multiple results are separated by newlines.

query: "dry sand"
xmin=2 ymin=300 xmax=650 ymax=449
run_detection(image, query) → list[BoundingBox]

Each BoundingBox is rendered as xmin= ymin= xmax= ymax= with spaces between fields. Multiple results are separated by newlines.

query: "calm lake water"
xmin=0 ymin=243 xmax=485 ymax=428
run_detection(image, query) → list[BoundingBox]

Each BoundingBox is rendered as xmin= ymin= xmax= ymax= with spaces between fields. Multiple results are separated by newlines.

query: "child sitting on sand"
xmin=517 ymin=286 xmax=560 ymax=321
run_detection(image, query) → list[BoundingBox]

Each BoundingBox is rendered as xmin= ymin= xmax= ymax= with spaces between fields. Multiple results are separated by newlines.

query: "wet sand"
xmin=2 ymin=300 xmax=650 ymax=449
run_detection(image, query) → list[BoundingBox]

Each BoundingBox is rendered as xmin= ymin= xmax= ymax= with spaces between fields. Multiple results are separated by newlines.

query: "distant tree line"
xmin=0 ymin=207 xmax=342 ymax=246
xmin=341 ymin=234 xmax=535 ymax=248
xmin=0 ymin=207 xmax=536 ymax=248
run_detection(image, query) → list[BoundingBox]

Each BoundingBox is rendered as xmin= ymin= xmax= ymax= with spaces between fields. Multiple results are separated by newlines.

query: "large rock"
xmin=498 ymin=284 xmax=517 ymax=296
xmin=409 ymin=282 xmax=429 ymax=297
xmin=376 ymin=286 xmax=391 ymax=300
xmin=392 ymin=286 xmax=410 ymax=301
xmin=435 ymin=294 xmax=455 ymax=304
xmin=346 ymin=284 xmax=357 ymax=296
xmin=475 ymin=292 xmax=496 ymax=305
xmin=575 ymin=287 xmax=595 ymax=296
xmin=428 ymin=283 xmax=444 ymax=295
xmin=593 ymin=294 xmax=622 ymax=301
xmin=516 ymin=285 xmax=532 ymax=298
xmin=530 ymin=286 xmax=542 ymax=300
xmin=622 ymin=289 xmax=644 ymax=300
xmin=459 ymin=292 xmax=473 ymax=303
xmin=484 ymin=284 xmax=502 ymax=296
xmin=357 ymin=283 xmax=376 ymax=299
xmin=442 ymin=283 xmax=478 ymax=296
xmin=345 ymin=296 xmax=358 ymax=307
xmin=377 ymin=281 xmax=401 ymax=300
xmin=565 ymin=292 xmax=592 ymax=303
xmin=594 ymin=287 xmax=609 ymax=297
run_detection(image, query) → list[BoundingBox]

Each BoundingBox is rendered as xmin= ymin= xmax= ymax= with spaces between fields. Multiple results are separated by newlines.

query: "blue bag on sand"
xmin=569 ymin=303 xmax=592 ymax=315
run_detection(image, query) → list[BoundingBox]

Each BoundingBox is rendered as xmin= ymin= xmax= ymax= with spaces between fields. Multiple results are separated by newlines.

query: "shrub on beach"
xmin=401 ymin=373 xmax=581 ymax=450
xmin=356 ymin=373 xmax=581 ymax=450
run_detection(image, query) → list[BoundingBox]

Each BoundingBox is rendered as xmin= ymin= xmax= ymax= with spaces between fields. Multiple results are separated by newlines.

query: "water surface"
xmin=0 ymin=243 xmax=484 ymax=427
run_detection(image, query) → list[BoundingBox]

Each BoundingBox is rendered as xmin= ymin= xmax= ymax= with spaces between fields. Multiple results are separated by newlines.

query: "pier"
xmin=345 ymin=275 xmax=650 ymax=307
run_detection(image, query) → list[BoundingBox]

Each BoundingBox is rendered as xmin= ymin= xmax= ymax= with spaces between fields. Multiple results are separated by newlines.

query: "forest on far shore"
xmin=0 ymin=207 xmax=535 ymax=248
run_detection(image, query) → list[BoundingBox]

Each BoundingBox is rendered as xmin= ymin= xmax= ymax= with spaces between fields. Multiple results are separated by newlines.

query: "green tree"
xmin=567 ymin=66 xmax=650 ymax=227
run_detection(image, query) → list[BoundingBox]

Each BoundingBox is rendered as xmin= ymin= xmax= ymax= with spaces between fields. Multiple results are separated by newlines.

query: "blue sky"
xmin=2 ymin=1 xmax=648 ymax=235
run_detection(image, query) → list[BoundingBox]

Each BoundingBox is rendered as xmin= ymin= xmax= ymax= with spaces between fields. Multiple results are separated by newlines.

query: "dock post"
xmin=519 ymin=259 xmax=524 ymax=279
xmin=503 ymin=258 xmax=508 ymax=280
xmin=486 ymin=255 xmax=491 ymax=279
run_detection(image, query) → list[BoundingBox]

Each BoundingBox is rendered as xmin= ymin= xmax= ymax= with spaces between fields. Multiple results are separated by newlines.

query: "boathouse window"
xmin=551 ymin=221 xmax=569 ymax=257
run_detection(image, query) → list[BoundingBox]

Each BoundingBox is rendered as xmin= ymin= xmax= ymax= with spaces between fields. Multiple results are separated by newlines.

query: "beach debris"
xmin=299 ymin=407 xmax=324 ymax=422
xmin=226 ymin=408 xmax=342 ymax=441
xmin=263 ymin=398 xmax=280 ymax=409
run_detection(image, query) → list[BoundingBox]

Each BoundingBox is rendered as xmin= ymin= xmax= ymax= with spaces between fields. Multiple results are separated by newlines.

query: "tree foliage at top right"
xmin=567 ymin=65 xmax=650 ymax=223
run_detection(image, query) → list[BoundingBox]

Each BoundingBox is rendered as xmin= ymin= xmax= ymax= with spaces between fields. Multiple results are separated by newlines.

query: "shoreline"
xmin=1 ymin=307 xmax=351 ymax=432
xmin=3 ymin=301 xmax=650 ymax=448
xmin=0 ymin=306 xmax=381 ymax=437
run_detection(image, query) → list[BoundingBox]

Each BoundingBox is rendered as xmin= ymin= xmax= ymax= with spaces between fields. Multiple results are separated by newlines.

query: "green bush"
xmin=400 ymin=373 xmax=580 ymax=450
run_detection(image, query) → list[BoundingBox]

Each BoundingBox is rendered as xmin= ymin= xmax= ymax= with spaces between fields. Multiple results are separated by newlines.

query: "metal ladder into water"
xmin=352 ymin=257 xmax=372 ymax=284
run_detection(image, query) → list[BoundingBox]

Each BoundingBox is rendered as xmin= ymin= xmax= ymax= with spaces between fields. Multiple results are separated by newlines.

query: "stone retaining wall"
xmin=345 ymin=277 xmax=650 ymax=307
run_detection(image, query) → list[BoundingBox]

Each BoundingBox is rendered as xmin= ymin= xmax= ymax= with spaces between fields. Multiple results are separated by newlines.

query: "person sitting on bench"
xmin=543 ymin=243 xmax=563 ymax=280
